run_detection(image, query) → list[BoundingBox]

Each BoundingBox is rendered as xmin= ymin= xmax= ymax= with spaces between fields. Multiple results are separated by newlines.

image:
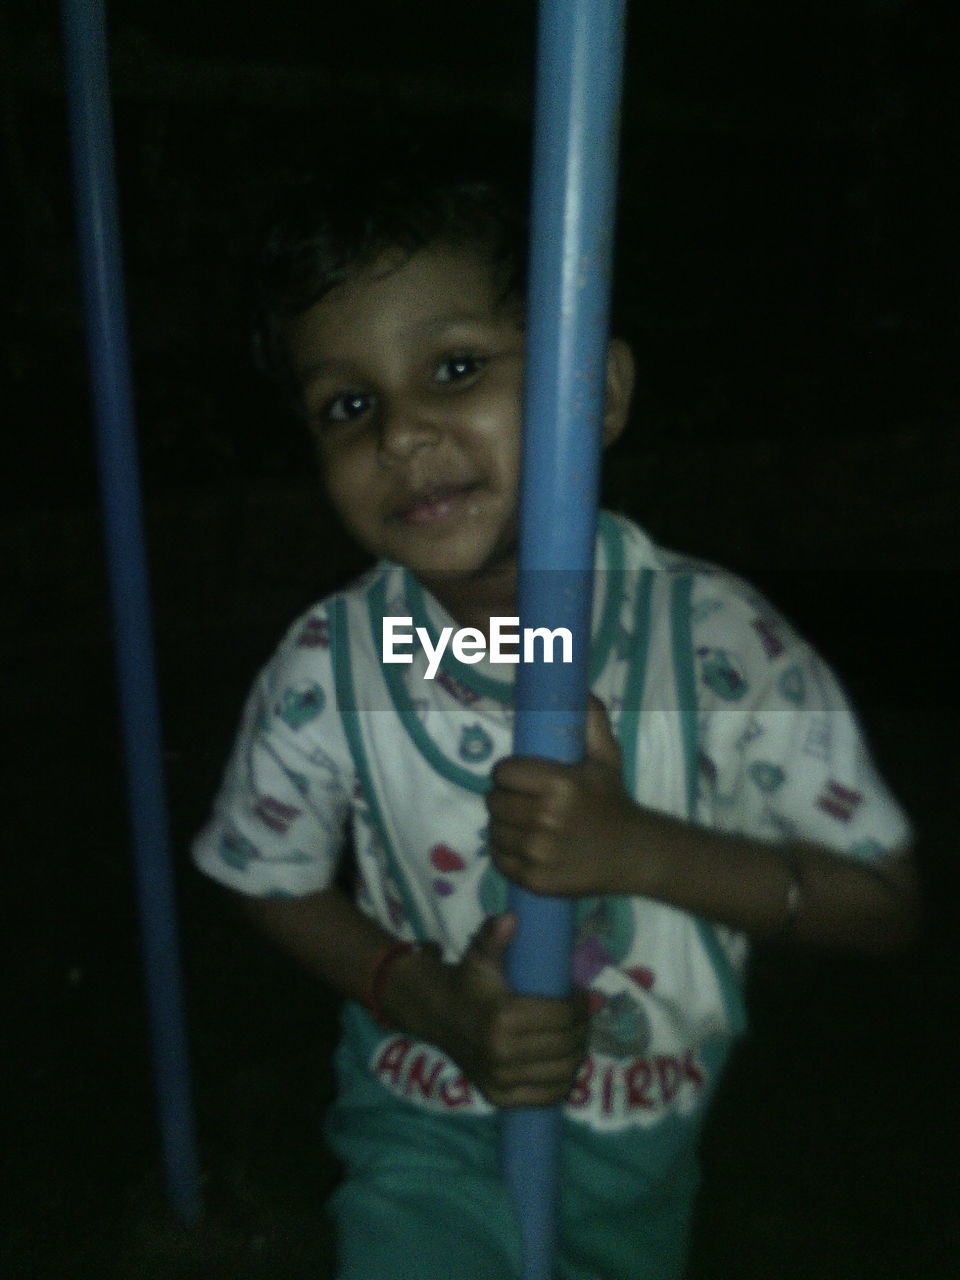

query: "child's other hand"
xmin=487 ymin=695 xmax=641 ymax=898
xmin=438 ymin=913 xmax=589 ymax=1108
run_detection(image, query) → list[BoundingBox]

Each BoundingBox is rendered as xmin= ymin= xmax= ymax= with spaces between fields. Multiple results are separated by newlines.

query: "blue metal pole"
xmin=503 ymin=2 xmax=627 ymax=1277
xmin=60 ymin=0 xmax=202 ymax=1224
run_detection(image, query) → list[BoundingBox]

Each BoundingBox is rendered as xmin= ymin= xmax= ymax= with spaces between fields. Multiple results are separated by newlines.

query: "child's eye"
xmin=323 ymin=391 xmax=373 ymax=424
xmin=433 ymin=354 xmax=486 ymax=386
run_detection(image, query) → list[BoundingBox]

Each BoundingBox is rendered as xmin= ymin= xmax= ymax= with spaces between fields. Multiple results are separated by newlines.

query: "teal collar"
xmin=396 ymin=511 xmax=627 ymax=706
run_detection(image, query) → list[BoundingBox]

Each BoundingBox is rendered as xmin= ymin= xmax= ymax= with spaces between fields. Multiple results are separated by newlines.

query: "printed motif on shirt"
xmin=192 ymin=510 xmax=913 ymax=1137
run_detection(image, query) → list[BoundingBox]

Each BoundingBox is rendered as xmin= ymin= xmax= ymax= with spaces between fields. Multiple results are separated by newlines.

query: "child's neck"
xmin=417 ymin=563 xmax=518 ymax=641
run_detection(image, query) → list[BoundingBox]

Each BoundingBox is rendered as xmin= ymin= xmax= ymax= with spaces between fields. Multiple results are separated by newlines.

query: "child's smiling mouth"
xmin=393 ymin=481 xmax=484 ymax=526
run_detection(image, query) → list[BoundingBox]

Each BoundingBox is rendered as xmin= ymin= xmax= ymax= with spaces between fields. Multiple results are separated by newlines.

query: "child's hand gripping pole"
xmin=503 ymin=3 xmax=627 ymax=1279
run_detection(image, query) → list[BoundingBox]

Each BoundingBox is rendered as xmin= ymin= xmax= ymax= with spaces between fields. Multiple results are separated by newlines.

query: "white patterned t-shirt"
xmin=193 ymin=511 xmax=911 ymax=1133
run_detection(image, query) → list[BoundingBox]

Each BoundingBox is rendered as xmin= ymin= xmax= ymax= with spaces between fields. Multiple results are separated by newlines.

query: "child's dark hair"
xmin=251 ymin=138 xmax=530 ymax=408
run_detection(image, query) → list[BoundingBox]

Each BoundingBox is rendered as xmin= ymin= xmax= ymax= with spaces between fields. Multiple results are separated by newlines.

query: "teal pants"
xmin=324 ymin=1005 xmax=701 ymax=1280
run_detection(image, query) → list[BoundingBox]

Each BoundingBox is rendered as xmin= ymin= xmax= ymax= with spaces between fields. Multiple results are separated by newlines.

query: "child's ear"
xmin=602 ymin=338 xmax=635 ymax=446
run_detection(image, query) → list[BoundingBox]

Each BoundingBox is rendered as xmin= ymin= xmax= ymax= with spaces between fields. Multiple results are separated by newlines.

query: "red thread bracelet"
xmin=366 ymin=940 xmax=416 ymax=1029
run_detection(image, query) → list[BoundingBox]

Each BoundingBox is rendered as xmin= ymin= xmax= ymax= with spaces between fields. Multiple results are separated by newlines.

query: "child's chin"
xmin=413 ymin=553 xmax=518 ymax=593
xmin=392 ymin=523 xmax=518 ymax=587
xmin=399 ymin=539 xmax=486 ymax=577
xmin=407 ymin=557 xmax=484 ymax=583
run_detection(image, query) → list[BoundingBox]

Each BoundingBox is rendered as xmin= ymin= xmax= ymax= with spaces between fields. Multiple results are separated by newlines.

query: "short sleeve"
xmin=691 ymin=577 xmax=913 ymax=864
xmin=192 ymin=607 xmax=353 ymax=897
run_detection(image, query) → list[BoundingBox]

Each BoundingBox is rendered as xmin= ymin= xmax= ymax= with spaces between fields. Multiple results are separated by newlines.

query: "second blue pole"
xmin=503 ymin=2 xmax=627 ymax=1278
xmin=60 ymin=0 xmax=202 ymax=1224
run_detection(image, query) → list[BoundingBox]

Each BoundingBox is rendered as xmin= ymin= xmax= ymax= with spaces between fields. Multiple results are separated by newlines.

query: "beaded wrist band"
xmin=365 ymin=940 xmax=417 ymax=1029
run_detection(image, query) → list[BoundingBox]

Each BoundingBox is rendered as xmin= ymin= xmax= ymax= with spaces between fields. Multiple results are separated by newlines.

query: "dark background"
xmin=4 ymin=1 xmax=958 ymax=1276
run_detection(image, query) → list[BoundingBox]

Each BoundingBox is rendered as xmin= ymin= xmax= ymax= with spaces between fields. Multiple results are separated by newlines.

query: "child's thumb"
xmin=585 ymin=694 xmax=622 ymax=765
xmin=469 ymin=912 xmax=517 ymax=966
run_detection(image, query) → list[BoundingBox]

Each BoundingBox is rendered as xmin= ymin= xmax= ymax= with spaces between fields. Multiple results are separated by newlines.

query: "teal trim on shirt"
xmin=366 ymin=512 xmax=629 ymax=791
xmin=616 ymin=566 xmax=655 ymax=788
xmin=399 ymin=510 xmax=627 ymax=704
xmin=367 ymin=578 xmax=493 ymax=795
xmin=669 ymin=575 xmax=700 ymax=823
xmin=669 ymin=574 xmax=747 ymax=1038
xmin=329 ymin=595 xmax=431 ymax=938
xmin=404 ymin=571 xmax=513 ymax=705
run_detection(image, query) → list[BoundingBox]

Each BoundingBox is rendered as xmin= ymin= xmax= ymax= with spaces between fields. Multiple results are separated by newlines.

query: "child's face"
xmin=288 ymin=245 xmax=526 ymax=589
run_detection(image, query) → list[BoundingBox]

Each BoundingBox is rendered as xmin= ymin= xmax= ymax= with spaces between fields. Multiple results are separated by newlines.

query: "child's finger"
xmin=491 ymin=1057 xmax=584 ymax=1093
xmin=466 ymin=911 xmax=516 ymax=965
xmin=491 ymin=755 xmax=565 ymax=795
xmin=487 ymin=1078 xmax=579 ymax=1109
xmin=505 ymin=993 xmax=589 ymax=1032
xmin=485 ymin=787 xmax=535 ymax=827
xmin=585 ymin=694 xmax=622 ymax=766
xmin=487 ymin=819 xmax=537 ymax=864
xmin=493 ymin=1025 xmax=587 ymax=1067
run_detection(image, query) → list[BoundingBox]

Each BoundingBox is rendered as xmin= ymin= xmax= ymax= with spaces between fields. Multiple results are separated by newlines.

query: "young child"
xmin=193 ymin=157 xmax=917 ymax=1280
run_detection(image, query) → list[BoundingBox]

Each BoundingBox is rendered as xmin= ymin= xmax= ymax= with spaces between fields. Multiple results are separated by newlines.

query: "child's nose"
xmin=376 ymin=401 xmax=442 ymax=460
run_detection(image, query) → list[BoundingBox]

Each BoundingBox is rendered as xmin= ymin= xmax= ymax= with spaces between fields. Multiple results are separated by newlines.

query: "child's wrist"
xmin=605 ymin=803 xmax=669 ymax=897
xmin=369 ymin=939 xmax=444 ymax=1037
xmin=365 ymin=940 xmax=415 ymax=1027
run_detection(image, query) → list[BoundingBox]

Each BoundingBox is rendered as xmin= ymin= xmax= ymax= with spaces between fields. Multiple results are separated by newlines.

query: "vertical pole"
xmin=503 ymin=2 xmax=627 ymax=1277
xmin=60 ymin=0 xmax=202 ymax=1224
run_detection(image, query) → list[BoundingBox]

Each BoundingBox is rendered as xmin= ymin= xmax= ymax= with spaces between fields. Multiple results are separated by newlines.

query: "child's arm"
xmin=487 ymin=699 xmax=919 ymax=953
xmin=236 ymin=886 xmax=589 ymax=1108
